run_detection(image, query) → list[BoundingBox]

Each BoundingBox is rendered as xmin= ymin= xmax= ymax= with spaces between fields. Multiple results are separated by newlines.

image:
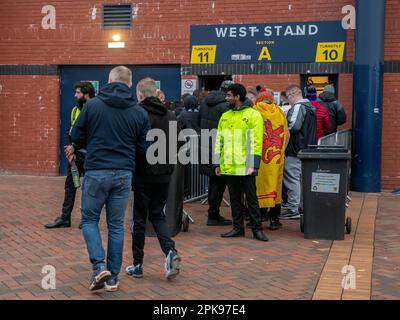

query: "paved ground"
xmin=0 ymin=175 xmax=398 ymax=300
xmin=372 ymin=194 xmax=400 ymax=300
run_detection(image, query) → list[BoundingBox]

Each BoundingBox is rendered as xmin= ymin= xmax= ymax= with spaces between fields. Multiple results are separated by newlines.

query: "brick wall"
xmin=0 ymin=0 xmax=356 ymax=64
xmin=382 ymin=74 xmax=400 ymax=189
xmin=0 ymin=0 xmax=399 ymax=188
xmin=385 ymin=0 xmax=400 ymax=60
xmin=337 ymin=73 xmax=353 ymax=131
xmin=0 ymin=76 xmax=59 ymax=175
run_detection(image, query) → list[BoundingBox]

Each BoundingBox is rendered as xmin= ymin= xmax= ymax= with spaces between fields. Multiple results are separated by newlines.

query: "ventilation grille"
xmin=102 ymin=4 xmax=132 ymax=29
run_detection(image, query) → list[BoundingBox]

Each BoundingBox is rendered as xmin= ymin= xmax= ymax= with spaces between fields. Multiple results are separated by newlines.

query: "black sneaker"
xmin=89 ymin=266 xmax=111 ymax=291
xmin=105 ymin=277 xmax=119 ymax=292
xmin=207 ymin=215 xmax=232 ymax=226
xmin=280 ymin=210 xmax=300 ymax=220
xmin=269 ymin=220 xmax=283 ymax=230
xmin=126 ymin=264 xmax=143 ymax=278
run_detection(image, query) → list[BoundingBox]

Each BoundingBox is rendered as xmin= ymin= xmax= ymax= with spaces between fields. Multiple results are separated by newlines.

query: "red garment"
xmin=310 ymin=101 xmax=332 ymax=141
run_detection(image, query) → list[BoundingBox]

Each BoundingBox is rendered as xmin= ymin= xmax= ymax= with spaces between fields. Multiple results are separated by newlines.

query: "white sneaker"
xmin=165 ymin=250 xmax=181 ymax=280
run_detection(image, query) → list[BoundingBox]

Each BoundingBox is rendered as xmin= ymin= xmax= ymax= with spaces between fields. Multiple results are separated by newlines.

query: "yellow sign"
xmin=315 ymin=42 xmax=345 ymax=62
xmin=258 ymin=46 xmax=272 ymax=61
xmin=190 ymin=45 xmax=217 ymax=64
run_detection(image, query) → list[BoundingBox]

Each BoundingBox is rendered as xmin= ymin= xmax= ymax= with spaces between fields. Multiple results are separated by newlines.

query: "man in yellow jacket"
xmin=215 ymin=83 xmax=269 ymax=241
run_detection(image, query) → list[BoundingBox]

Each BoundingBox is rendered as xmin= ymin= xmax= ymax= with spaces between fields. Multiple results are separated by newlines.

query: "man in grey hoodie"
xmin=317 ymin=84 xmax=347 ymax=133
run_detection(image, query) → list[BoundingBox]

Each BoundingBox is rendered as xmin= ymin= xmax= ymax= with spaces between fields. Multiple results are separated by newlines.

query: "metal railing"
xmin=318 ymin=128 xmax=352 ymax=150
xmin=183 ymin=163 xmax=209 ymax=203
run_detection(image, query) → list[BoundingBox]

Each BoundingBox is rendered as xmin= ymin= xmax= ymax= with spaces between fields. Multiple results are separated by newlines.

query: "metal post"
xmin=351 ymin=0 xmax=386 ymax=192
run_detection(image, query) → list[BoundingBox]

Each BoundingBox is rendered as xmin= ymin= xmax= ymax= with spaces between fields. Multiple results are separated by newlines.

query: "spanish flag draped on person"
xmin=253 ymin=89 xmax=289 ymax=208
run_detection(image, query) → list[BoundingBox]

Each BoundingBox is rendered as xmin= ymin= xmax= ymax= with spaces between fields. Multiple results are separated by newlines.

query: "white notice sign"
xmin=181 ymin=79 xmax=197 ymax=95
xmin=311 ymin=172 xmax=340 ymax=193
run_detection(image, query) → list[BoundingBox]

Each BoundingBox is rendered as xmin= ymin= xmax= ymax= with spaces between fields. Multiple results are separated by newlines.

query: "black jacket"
xmin=71 ymin=82 xmax=150 ymax=172
xmin=135 ymin=96 xmax=183 ymax=183
xmin=317 ymin=92 xmax=347 ymax=133
xmin=286 ymin=101 xmax=317 ymax=157
xmin=199 ymin=90 xmax=229 ymax=176
xmin=178 ymin=110 xmax=201 ymax=134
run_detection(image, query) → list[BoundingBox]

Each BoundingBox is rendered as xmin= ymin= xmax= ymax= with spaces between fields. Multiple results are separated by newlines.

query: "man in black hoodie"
xmin=125 ymin=77 xmax=182 ymax=281
xmin=199 ymin=81 xmax=232 ymax=226
xmin=317 ymin=84 xmax=347 ymax=133
xmin=70 ymin=66 xmax=150 ymax=292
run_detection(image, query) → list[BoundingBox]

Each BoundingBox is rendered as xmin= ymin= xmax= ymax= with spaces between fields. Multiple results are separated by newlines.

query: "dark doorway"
xmin=198 ymin=75 xmax=232 ymax=91
xmin=300 ymin=74 xmax=339 ymax=97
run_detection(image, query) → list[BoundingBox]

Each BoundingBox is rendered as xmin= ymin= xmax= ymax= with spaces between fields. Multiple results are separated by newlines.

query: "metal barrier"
xmin=183 ymin=163 xmax=209 ymax=203
xmin=318 ymin=128 xmax=352 ymax=150
xmin=182 ymin=134 xmax=229 ymax=207
xmin=181 ymin=134 xmax=209 ymax=204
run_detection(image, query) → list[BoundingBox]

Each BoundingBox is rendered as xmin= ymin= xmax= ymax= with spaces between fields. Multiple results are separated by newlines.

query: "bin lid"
xmin=298 ymin=146 xmax=351 ymax=160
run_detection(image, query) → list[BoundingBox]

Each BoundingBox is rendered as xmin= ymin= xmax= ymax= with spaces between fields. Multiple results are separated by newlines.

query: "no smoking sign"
xmin=181 ymin=79 xmax=197 ymax=94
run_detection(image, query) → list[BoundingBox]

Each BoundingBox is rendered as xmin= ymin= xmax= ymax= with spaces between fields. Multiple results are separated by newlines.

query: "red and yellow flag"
xmin=253 ymin=101 xmax=288 ymax=208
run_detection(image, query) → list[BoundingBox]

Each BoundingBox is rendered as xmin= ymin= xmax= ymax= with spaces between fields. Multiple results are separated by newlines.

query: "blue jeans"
xmin=81 ymin=170 xmax=132 ymax=277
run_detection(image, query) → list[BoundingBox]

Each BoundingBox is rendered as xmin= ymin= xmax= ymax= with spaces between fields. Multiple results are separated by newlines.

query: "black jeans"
xmin=224 ymin=175 xmax=262 ymax=232
xmin=132 ymin=180 xmax=175 ymax=265
xmin=207 ymin=175 xmax=227 ymax=219
xmin=268 ymin=204 xmax=281 ymax=221
xmin=61 ymin=161 xmax=84 ymax=222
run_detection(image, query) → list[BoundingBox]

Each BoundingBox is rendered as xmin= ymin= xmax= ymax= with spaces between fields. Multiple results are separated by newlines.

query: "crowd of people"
xmin=44 ymin=66 xmax=347 ymax=293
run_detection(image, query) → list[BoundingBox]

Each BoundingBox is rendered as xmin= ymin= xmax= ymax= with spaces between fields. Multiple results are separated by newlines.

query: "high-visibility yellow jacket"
xmin=215 ymin=103 xmax=263 ymax=176
xmin=70 ymin=106 xmax=81 ymax=126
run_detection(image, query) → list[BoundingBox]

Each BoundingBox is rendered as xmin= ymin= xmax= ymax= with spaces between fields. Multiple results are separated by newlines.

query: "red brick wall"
xmin=382 ymin=74 xmax=400 ymax=189
xmin=385 ymin=0 xmax=400 ymax=60
xmin=0 ymin=0 xmax=356 ymax=64
xmin=0 ymin=0 xmax=398 ymax=188
xmin=337 ymin=73 xmax=353 ymax=131
xmin=0 ymin=76 xmax=59 ymax=175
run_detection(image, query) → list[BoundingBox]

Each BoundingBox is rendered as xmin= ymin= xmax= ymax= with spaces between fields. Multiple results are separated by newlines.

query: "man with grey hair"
xmin=108 ymin=65 xmax=132 ymax=87
xmin=281 ymin=84 xmax=316 ymax=220
xmin=69 ymin=66 xmax=151 ymax=292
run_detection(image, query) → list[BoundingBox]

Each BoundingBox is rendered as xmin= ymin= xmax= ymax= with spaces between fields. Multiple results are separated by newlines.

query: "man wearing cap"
xmin=317 ymin=84 xmax=347 ymax=133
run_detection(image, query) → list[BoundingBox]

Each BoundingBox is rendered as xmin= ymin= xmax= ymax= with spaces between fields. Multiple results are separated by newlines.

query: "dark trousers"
xmin=132 ymin=180 xmax=175 ymax=265
xmin=207 ymin=175 xmax=227 ymax=219
xmin=224 ymin=175 xmax=262 ymax=232
xmin=268 ymin=204 xmax=281 ymax=221
xmin=61 ymin=161 xmax=84 ymax=221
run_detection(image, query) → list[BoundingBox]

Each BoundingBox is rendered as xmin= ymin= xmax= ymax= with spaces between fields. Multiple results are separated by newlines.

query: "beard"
xmin=76 ymin=97 xmax=86 ymax=108
xmin=227 ymin=101 xmax=235 ymax=109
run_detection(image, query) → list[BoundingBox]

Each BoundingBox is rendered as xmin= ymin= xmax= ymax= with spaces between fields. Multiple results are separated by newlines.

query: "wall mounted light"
xmin=108 ymin=34 xmax=125 ymax=48
xmin=112 ymin=34 xmax=121 ymax=42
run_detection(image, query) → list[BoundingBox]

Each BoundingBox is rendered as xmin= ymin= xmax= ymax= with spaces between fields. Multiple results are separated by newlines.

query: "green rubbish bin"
xmin=297 ymin=146 xmax=351 ymax=240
